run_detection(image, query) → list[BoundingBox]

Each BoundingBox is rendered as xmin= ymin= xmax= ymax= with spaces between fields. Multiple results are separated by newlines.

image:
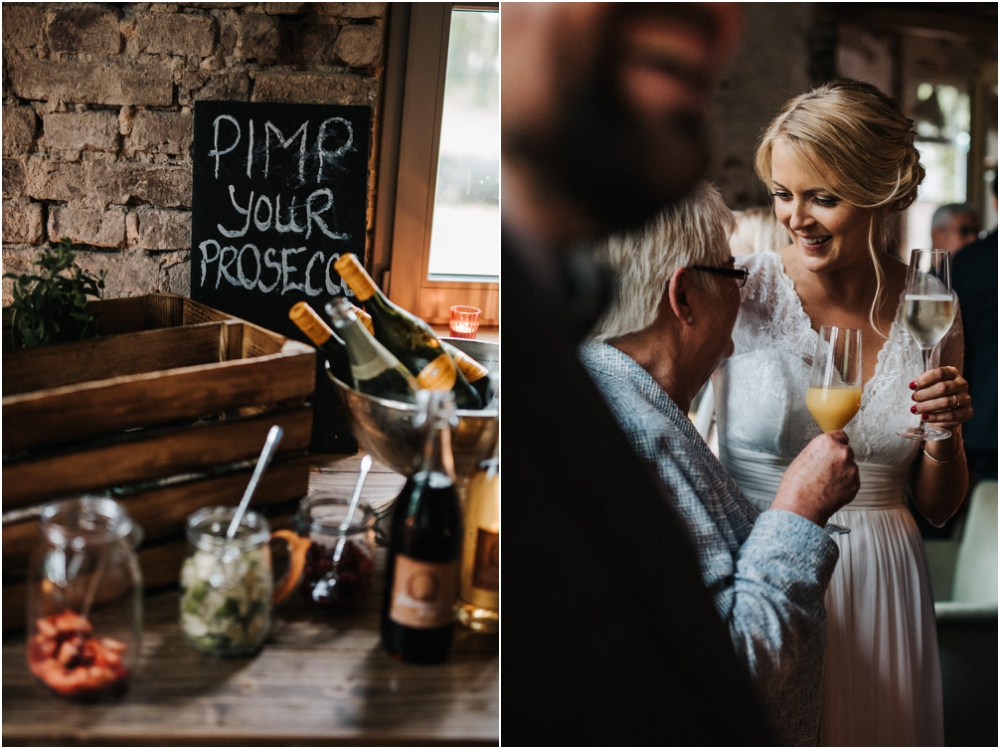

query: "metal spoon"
xmin=227 ymin=425 xmax=284 ymax=540
xmin=333 ymin=455 xmax=373 ymax=562
xmin=310 ymin=455 xmax=372 ymax=604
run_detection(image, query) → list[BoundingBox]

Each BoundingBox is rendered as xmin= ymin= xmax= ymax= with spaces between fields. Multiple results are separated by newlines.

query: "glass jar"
xmin=26 ymin=496 xmax=142 ymax=699
xmin=281 ymin=496 xmax=377 ymax=613
xmin=180 ymin=507 xmax=273 ymax=657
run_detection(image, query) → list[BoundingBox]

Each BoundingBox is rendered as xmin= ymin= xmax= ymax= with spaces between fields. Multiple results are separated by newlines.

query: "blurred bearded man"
xmin=503 ymin=4 xmax=777 ymax=745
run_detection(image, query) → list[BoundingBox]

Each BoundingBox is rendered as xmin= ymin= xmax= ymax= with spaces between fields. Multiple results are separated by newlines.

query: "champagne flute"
xmin=807 ymin=325 xmax=862 ymax=535
xmin=896 ymin=249 xmax=955 ymax=442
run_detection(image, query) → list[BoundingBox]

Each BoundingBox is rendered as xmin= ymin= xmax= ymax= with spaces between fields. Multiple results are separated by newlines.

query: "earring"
xmin=686 ymin=315 xmax=694 ymax=324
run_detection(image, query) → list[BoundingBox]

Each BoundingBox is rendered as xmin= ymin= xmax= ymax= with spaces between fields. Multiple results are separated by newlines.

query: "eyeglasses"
xmin=690 ymin=264 xmax=749 ymax=289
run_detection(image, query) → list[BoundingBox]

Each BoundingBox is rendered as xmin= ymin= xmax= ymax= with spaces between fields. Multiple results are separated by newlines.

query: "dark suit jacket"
xmin=503 ymin=227 xmax=775 ymax=746
xmin=953 ymin=230 xmax=998 ymax=466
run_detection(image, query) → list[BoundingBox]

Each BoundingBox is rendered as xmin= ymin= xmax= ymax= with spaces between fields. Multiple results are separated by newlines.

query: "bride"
xmin=713 ymin=79 xmax=973 ymax=746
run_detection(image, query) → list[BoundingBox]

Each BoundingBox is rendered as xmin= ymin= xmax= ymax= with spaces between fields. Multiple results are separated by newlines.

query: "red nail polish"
xmin=910 ymin=405 xmax=917 ymax=414
xmin=922 ymin=413 xmax=929 ymax=421
xmin=909 ymin=381 xmax=917 ymax=390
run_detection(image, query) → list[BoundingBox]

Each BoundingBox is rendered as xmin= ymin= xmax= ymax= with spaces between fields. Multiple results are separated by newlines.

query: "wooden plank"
xmin=2 ymin=455 xmax=311 ymax=577
xmin=91 ymin=296 xmax=152 ymax=335
xmin=2 ymin=322 xmax=232 ymax=395
xmin=2 ymin=583 xmax=25 ymax=632
xmin=3 ymin=348 xmax=315 ymax=452
xmin=142 ymin=294 xmax=186 ymax=329
xmin=2 ymin=406 xmax=314 ymax=509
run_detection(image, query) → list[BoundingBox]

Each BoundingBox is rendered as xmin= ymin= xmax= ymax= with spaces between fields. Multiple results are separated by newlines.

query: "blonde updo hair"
xmin=590 ymin=182 xmax=734 ymax=342
xmin=755 ymin=78 xmax=925 ymax=334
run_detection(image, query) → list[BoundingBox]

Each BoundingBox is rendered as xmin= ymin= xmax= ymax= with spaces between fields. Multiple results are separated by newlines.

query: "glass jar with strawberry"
xmin=26 ymin=497 xmax=142 ymax=699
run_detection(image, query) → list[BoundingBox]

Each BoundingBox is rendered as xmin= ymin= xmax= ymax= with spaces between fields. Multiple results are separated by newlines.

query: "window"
xmin=379 ymin=3 xmax=499 ymax=327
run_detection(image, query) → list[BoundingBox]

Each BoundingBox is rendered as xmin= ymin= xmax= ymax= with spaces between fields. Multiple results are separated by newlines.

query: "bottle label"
xmin=389 ymin=555 xmax=458 ymax=629
xmin=350 ymin=353 xmax=397 ymax=382
xmin=416 ymin=354 xmax=458 ymax=391
xmin=472 ymin=528 xmax=499 ymax=591
xmin=334 ymin=254 xmax=376 ymax=302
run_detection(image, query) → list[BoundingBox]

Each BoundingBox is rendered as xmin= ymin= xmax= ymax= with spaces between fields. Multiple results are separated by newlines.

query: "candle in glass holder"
xmin=449 ymin=306 xmax=481 ymax=339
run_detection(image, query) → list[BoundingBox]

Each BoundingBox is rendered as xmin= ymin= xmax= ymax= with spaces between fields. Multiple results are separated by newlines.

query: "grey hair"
xmin=931 ymin=203 xmax=978 ymax=230
xmin=590 ymin=182 xmax=735 ymax=342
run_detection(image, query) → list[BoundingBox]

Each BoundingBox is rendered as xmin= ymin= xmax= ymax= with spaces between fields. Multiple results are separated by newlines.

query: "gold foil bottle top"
xmin=350 ymin=303 xmax=375 ymax=336
xmin=334 ymin=253 xmax=377 ymax=302
xmin=288 ymin=301 xmax=332 ymax=346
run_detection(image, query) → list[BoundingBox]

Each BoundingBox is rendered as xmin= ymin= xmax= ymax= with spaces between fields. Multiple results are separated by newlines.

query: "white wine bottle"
xmin=325 ymin=297 xmax=419 ymax=404
xmin=456 ymin=442 xmax=499 ymax=633
xmin=349 ymin=297 xmax=490 ymax=403
xmin=334 ymin=253 xmax=482 ymax=409
xmin=288 ymin=301 xmax=354 ymax=386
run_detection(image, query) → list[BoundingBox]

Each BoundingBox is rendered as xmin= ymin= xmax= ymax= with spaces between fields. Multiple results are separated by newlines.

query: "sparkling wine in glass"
xmin=897 ymin=249 xmax=955 ymax=442
xmin=807 ymin=326 xmax=861 ymax=535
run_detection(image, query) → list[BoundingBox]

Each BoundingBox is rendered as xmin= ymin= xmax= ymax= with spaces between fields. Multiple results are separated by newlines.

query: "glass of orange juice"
xmin=807 ymin=326 xmax=862 ymax=433
xmin=807 ymin=325 xmax=861 ymax=535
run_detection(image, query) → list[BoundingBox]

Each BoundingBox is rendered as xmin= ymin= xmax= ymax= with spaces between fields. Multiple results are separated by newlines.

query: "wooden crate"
xmin=2 ymin=294 xmax=316 ymax=629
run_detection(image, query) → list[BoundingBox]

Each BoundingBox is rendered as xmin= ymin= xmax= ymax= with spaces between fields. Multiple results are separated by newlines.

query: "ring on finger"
xmin=951 ymin=394 xmax=960 ymax=410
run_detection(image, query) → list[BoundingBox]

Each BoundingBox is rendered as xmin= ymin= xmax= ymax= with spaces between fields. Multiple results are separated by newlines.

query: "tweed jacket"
xmin=580 ymin=341 xmax=840 ymax=746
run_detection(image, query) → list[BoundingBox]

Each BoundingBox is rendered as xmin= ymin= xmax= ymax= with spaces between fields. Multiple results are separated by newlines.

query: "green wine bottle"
xmin=441 ymin=341 xmax=493 ymax=407
xmin=334 ymin=254 xmax=482 ymax=409
xmin=351 ymin=301 xmax=490 ymax=405
xmin=288 ymin=301 xmax=354 ymax=386
xmin=325 ymin=297 xmax=420 ymax=404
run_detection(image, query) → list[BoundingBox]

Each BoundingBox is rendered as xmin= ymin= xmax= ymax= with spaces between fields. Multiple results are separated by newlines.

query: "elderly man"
xmin=503 ymin=4 xmax=855 ymax=745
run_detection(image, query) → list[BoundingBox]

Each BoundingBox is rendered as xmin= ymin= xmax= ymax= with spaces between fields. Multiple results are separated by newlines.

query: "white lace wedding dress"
xmin=713 ymin=251 xmax=954 ymax=746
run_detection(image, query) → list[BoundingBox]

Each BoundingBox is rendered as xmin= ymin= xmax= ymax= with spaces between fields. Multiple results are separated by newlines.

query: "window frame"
xmin=380 ymin=2 xmax=499 ymax=328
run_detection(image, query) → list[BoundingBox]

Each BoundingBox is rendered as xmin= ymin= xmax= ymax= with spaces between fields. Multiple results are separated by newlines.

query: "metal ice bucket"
xmin=326 ymin=338 xmax=499 ymax=478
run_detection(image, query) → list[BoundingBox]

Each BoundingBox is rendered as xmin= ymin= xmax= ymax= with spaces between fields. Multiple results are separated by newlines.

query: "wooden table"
xmin=2 ymin=454 xmax=499 ymax=746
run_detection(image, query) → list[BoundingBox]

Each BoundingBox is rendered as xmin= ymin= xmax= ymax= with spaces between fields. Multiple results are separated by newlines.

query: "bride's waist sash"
xmin=720 ymin=444 xmax=911 ymax=513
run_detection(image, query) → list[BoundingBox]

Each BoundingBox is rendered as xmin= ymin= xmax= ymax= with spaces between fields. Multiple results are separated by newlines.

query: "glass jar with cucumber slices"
xmin=180 ymin=507 xmax=273 ymax=657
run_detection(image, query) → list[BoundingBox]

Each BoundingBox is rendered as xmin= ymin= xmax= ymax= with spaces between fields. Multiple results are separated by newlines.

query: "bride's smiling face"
xmin=769 ymin=139 xmax=873 ymax=274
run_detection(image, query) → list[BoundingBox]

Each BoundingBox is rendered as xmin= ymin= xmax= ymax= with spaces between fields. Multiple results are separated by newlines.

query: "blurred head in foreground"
xmin=502 ymin=3 xmax=741 ymax=247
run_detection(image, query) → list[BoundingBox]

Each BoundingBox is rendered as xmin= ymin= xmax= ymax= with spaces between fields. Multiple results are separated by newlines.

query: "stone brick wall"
xmin=2 ymin=2 xmax=387 ymax=305
xmin=708 ymin=3 xmax=819 ymax=210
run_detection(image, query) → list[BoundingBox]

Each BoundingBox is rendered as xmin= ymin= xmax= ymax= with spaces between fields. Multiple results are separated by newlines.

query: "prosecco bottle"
xmin=381 ymin=391 xmax=463 ymax=663
xmin=288 ymin=301 xmax=354 ymax=386
xmin=456 ymin=441 xmax=499 ymax=633
xmin=325 ymin=298 xmax=419 ymax=404
xmin=333 ymin=253 xmax=482 ymax=409
xmin=441 ymin=341 xmax=493 ymax=407
xmin=348 ymin=294 xmax=491 ymax=403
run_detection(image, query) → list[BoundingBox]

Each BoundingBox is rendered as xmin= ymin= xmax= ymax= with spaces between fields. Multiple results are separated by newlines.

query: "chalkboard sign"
xmin=191 ymin=101 xmax=370 ymax=453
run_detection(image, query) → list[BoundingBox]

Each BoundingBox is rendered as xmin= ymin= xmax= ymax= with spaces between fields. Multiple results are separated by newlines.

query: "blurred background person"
xmin=952 ymin=176 xmax=998 ymax=483
xmin=931 ymin=202 xmax=981 ymax=255
xmin=502 ymin=3 xmax=779 ymax=745
xmin=583 ymin=183 xmax=859 ymax=745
